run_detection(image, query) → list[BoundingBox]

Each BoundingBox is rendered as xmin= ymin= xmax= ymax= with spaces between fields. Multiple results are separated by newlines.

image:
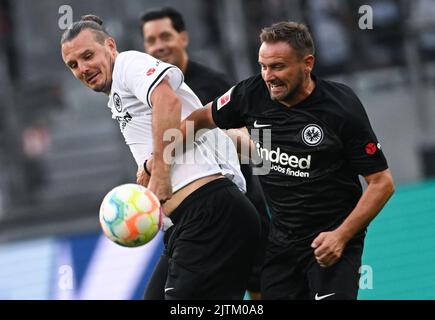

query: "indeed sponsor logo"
xmin=256 ymin=143 xmax=311 ymax=169
xmin=256 ymin=143 xmax=311 ymax=177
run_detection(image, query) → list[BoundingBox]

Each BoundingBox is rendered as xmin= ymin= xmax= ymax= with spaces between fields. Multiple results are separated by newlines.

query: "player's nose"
xmin=78 ymin=62 xmax=90 ymax=78
xmin=262 ymin=69 xmax=275 ymax=82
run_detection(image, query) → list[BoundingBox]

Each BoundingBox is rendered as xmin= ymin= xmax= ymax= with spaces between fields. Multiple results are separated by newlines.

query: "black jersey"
xmin=211 ymin=74 xmax=388 ymax=239
xmin=184 ymin=60 xmax=233 ymax=105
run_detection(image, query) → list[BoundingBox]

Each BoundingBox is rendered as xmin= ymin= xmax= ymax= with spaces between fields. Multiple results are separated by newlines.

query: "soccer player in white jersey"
xmin=61 ymin=15 xmax=260 ymax=299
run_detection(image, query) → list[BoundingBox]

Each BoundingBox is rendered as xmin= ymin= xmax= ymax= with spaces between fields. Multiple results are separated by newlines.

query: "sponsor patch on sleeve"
xmin=217 ymin=86 xmax=234 ymax=111
xmin=146 ymin=68 xmax=156 ymax=76
xmin=365 ymin=142 xmax=379 ymax=155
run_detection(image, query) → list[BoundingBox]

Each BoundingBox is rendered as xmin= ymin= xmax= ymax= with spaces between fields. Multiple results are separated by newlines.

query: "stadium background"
xmin=0 ymin=0 xmax=434 ymax=299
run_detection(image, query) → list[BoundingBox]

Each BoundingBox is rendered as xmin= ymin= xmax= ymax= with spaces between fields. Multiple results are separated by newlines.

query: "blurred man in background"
xmin=140 ymin=7 xmax=230 ymax=104
xmin=140 ymin=7 xmax=270 ymax=299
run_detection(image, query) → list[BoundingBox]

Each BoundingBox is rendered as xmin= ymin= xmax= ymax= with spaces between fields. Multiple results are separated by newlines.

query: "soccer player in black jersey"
xmin=165 ymin=21 xmax=395 ymax=300
xmin=140 ymin=7 xmax=269 ymax=300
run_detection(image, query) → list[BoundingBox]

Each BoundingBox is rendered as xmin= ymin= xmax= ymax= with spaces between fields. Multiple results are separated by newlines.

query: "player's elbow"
xmin=367 ymin=169 xmax=395 ymax=201
xmin=381 ymin=171 xmax=395 ymax=199
xmin=387 ymin=178 xmax=395 ymax=197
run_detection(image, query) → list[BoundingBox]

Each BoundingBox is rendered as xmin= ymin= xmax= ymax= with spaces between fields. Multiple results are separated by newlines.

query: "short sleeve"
xmin=341 ymin=95 xmax=388 ymax=176
xmin=211 ymin=84 xmax=247 ymax=129
xmin=121 ymin=52 xmax=184 ymax=107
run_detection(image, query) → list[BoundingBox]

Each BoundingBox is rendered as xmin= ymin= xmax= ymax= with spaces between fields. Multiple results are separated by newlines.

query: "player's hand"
xmin=147 ymin=171 xmax=172 ymax=204
xmin=136 ymin=166 xmax=150 ymax=187
xmin=311 ymin=231 xmax=347 ymax=268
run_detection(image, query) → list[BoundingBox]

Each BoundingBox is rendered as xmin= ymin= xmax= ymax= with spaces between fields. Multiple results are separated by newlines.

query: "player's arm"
xmin=225 ymin=127 xmax=258 ymax=164
xmin=146 ymin=78 xmax=181 ymax=202
xmin=144 ymin=86 xmax=245 ymax=174
xmin=336 ymin=169 xmax=395 ymax=240
xmin=179 ymin=104 xmax=260 ymax=166
xmin=180 ymin=102 xmax=217 ymax=134
xmin=312 ymin=169 xmax=395 ymax=267
xmin=139 ymin=103 xmax=215 ymax=178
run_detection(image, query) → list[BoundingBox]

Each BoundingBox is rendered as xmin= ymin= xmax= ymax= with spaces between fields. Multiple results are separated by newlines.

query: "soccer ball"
xmin=99 ymin=183 xmax=163 ymax=247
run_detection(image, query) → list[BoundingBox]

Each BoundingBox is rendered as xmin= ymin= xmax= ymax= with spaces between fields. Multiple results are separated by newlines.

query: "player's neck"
xmin=280 ymin=75 xmax=315 ymax=108
xmin=104 ymin=51 xmax=119 ymax=96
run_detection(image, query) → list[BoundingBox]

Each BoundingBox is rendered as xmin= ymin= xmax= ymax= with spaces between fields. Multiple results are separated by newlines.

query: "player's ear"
xmin=105 ymin=37 xmax=117 ymax=53
xmin=304 ymin=54 xmax=315 ymax=72
xmin=180 ymin=31 xmax=189 ymax=49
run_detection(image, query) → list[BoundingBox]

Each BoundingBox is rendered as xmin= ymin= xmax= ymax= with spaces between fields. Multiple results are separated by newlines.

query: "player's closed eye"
xmin=271 ymin=64 xmax=285 ymax=70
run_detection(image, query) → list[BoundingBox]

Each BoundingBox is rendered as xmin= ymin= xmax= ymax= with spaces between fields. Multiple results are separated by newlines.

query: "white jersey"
xmin=108 ymin=51 xmax=245 ymax=193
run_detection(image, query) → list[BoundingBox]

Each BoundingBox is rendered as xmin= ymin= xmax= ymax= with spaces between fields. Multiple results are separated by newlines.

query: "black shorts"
xmin=261 ymin=224 xmax=365 ymax=300
xmin=241 ymin=164 xmax=270 ymax=293
xmin=144 ymin=178 xmax=261 ymax=300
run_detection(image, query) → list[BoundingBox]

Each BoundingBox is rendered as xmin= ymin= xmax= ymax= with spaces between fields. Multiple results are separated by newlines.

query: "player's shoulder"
xmin=214 ymin=74 xmax=265 ymax=111
xmin=118 ymin=50 xmax=143 ymax=58
xmin=238 ymin=73 xmax=264 ymax=90
xmin=114 ymin=51 xmax=163 ymax=81
xmin=319 ymin=78 xmax=360 ymax=103
xmin=234 ymin=74 xmax=265 ymax=97
xmin=318 ymin=77 xmax=366 ymax=115
xmin=116 ymin=50 xmax=156 ymax=66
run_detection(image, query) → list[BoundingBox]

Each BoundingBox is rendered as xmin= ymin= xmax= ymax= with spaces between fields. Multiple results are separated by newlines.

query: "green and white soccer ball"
xmin=99 ymin=184 xmax=162 ymax=247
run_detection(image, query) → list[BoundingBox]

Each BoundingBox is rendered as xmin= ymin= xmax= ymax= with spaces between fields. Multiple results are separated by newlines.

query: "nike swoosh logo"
xmin=253 ymin=120 xmax=272 ymax=128
xmin=315 ymin=293 xmax=335 ymax=300
xmin=164 ymin=287 xmax=175 ymax=293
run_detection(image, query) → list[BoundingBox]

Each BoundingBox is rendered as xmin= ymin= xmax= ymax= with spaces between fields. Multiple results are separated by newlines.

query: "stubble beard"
xmin=274 ymin=70 xmax=304 ymax=104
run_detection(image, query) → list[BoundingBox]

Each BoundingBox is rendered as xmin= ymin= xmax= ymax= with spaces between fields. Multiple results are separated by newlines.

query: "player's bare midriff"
xmin=162 ymin=173 xmax=225 ymax=216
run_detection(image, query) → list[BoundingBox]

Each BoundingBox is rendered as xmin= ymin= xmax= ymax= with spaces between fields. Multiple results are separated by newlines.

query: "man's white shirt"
xmin=107 ymin=51 xmax=245 ymax=193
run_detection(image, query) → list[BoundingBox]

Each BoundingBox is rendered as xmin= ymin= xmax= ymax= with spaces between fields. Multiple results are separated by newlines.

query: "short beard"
xmin=275 ymin=70 xmax=304 ymax=103
xmin=96 ymin=53 xmax=114 ymax=94
xmin=91 ymin=77 xmax=112 ymax=94
xmin=90 ymin=83 xmax=105 ymax=93
xmin=281 ymin=82 xmax=301 ymax=101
